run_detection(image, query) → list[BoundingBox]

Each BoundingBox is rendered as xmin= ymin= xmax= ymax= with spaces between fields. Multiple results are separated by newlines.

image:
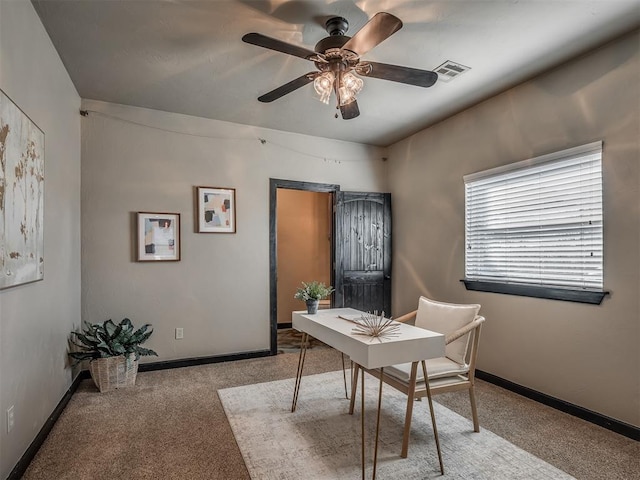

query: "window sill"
xmin=461 ymin=280 xmax=608 ymax=305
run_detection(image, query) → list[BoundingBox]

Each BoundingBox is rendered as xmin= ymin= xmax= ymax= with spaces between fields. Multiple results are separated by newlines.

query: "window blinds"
xmin=464 ymin=142 xmax=603 ymax=290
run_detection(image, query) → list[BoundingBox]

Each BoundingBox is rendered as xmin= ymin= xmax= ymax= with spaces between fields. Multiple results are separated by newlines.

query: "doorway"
xmin=276 ymin=189 xmax=333 ymax=327
xmin=269 ymin=179 xmax=339 ymax=355
xmin=269 ymin=180 xmax=393 ymax=355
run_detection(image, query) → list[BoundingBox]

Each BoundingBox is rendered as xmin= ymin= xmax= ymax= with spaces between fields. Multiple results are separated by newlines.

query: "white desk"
xmin=291 ymin=308 xmax=446 ymax=479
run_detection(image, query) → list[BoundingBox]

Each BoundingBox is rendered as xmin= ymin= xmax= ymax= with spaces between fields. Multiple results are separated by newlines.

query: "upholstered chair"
xmin=349 ymin=296 xmax=485 ymax=463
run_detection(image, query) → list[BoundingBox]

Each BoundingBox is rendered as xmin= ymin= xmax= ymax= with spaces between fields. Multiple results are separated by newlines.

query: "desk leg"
xmin=372 ymin=367 xmax=384 ymax=480
xmin=291 ymin=332 xmax=308 ymax=413
xmin=361 ymin=368 xmax=365 ymax=480
xmin=349 ymin=363 xmax=360 ymax=415
xmin=352 ymin=365 xmax=384 ymax=480
xmin=421 ymin=360 xmax=444 ymax=475
xmin=401 ymin=362 xmax=419 ymax=458
xmin=341 ymin=353 xmax=349 ymax=399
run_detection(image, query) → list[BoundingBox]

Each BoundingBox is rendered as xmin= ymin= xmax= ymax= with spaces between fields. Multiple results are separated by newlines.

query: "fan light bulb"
xmin=338 ymin=72 xmax=363 ymax=106
xmin=343 ymin=72 xmax=363 ymax=93
xmin=314 ymin=72 xmax=335 ymax=104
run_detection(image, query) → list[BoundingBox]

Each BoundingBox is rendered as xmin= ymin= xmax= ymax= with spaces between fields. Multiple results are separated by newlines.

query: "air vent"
xmin=434 ymin=61 xmax=470 ymax=82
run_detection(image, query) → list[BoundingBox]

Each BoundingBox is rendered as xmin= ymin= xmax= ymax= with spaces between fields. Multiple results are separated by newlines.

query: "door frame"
xmin=269 ymin=178 xmax=340 ymax=355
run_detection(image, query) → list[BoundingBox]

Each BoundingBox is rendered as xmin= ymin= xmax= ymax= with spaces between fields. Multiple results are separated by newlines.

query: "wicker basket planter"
xmin=69 ymin=318 xmax=157 ymax=392
xmin=89 ymin=354 xmax=139 ymax=393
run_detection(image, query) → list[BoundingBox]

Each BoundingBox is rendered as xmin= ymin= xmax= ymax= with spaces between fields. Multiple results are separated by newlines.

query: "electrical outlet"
xmin=175 ymin=328 xmax=184 ymax=340
xmin=7 ymin=406 xmax=14 ymax=433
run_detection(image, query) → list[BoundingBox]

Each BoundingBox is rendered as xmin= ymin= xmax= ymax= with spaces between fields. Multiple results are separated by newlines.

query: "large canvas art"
xmin=0 ymin=90 xmax=45 ymax=289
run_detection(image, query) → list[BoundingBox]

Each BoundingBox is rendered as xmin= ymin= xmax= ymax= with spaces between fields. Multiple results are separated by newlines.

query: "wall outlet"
xmin=7 ymin=405 xmax=14 ymax=433
xmin=175 ymin=328 xmax=184 ymax=340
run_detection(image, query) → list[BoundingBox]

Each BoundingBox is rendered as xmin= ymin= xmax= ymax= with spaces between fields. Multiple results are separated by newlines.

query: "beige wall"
xmin=0 ymin=1 xmax=82 ymax=477
xmin=80 ymin=100 xmax=386 ymax=361
xmin=1 ymin=7 xmax=635 ymax=476
xmin=387 ymin=30 xmax=639 ymax=426
xmin=277 ymin=190 xmax=332 ymax=324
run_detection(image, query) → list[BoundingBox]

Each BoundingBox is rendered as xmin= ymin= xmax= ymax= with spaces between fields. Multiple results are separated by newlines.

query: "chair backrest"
xmin=415 ymin=296 xmax=481 ymax=366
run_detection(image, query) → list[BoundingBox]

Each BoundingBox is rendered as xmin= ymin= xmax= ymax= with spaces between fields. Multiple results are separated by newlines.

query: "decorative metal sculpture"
xmin=350 ymin=311 xmax=400 ymax=342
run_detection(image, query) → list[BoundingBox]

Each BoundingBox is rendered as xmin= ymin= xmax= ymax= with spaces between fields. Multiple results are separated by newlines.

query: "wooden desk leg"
xmin=361 ymin=368 xmax=365 ymax=480
xmin=421 ymin=360 xmax=444 ymax=475
xmin=372 ymin=367 xmax=384 ymax=480
xmin=291 ymin=332 xmax=308 ymax=413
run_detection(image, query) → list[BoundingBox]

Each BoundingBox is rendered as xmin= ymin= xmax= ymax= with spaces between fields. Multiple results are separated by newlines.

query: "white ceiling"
xmin=32 ymin=0 xmax=640 ymax=146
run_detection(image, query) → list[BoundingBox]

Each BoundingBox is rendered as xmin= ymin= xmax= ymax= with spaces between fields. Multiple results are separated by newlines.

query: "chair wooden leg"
xmin=400 ymin=362 xmax=419 ymax=458
xmin=349 ymin=363 xmax=360 ymax=415
xmin=469 ymin=385 xmax=480 ymax=432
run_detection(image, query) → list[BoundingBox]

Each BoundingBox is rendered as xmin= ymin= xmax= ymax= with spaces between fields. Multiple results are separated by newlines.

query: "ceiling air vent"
xmin=434 ymin=61 xmax=470 ymax=83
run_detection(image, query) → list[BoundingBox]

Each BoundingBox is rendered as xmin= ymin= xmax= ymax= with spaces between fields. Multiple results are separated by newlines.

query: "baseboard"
xmin=7 ymin=372 xmax=85 ymax=480
xmin=137 ymin=349 xmax=272 ymax=372
xmin=475 ymin=370 xmax=639 ymax=441
xmin=277 ymin=322 xmax=292 ymax=329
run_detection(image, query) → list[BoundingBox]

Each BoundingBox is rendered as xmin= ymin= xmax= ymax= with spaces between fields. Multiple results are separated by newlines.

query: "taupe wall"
xmin=387 ymin=30 xmax=639 ymax=426
xmin=1 ymin=8 xmax=636 ymax=476
xmin=80 ymin=100 xmax=386 ymax=360
xmin=277 ymin=190 xmax=332 ymax=324
xmin=0 ymin=1 xmax=81 ymax=477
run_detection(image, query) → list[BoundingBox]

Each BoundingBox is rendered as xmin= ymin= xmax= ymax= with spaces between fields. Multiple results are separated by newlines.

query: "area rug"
xmin=218 ymin=371 xmax=574 ymax=479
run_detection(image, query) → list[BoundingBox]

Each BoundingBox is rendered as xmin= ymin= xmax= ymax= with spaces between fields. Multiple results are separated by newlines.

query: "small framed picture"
xmin=197 ymin=186 xmax=236 ymax=233
xmin=137 ymin=212 xmax=181 ymax=261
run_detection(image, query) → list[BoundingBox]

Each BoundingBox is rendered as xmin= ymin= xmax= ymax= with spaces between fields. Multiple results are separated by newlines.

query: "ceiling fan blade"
xmin=242 ymin=33 xmax=316 ymax=60
xmin=258 ymin=72 xmax=319 ymax=103
xmin=363 ymin=62 xmax=438 ymax=87
xmin=340 ymin=100 xmax=360 ymax=120
xmin=342 ymin=12 xmax=402 ymax=57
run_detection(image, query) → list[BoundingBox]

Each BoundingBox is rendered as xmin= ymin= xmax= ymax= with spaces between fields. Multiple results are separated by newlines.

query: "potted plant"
xmin=69 ymin=318 xmax=158 ymax=392
xmin=294 ymin=281 xmax=335 ymax=314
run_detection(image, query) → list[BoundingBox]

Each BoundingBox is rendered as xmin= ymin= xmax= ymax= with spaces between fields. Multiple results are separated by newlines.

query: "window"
xmin=462 ymin=142 xmax=607 ymax=304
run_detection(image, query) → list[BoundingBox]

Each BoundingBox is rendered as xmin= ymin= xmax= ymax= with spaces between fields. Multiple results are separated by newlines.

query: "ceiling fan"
xmin=242 ymin=12 xmax=438 ymax=120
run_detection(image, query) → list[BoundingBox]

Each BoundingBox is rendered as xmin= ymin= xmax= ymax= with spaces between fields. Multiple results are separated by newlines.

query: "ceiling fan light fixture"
xmin=314 ymin=71 xmax=335 ymax=104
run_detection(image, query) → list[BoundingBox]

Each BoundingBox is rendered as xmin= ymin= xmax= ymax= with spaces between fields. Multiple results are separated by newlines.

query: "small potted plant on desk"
xmin=294 ymin=281 xmax=335 ymax=314
xmin=68 ymin=318 xmax=158 ymax=392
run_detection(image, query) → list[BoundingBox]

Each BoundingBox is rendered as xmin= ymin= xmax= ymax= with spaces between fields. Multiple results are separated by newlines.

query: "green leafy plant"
xmin=69 ymin=318 xmax=158 ymax=365
xmin=294 ymin=281 xmax=335 ymax=301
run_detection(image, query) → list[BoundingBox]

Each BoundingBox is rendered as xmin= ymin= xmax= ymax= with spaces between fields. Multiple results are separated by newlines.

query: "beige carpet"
xmin=219 ymin=370 xmax=574 ymax=479
xmin=22 ymin=346 xmax=639 ymax=479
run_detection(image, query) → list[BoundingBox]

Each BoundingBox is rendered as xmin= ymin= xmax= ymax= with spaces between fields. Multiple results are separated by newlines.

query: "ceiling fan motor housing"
xmin=325 ymin=16 xmax=349 ymax=36
xmin=314 ymin=35 xmax=350 ymax=54
xmin=315 ymin=16 xmax=354 ymax=56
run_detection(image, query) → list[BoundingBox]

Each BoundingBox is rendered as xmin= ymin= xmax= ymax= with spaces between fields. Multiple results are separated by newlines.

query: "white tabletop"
xmin=292 ymin=308 xmax=445 ymax=369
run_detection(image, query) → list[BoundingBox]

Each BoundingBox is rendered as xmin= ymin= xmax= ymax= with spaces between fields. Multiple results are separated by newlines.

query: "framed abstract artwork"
xmin=137 ymin=212 xmax=181 ymax=261
xmin=0 ymin=89 xmax=45 ymax=289
xmin=196 ymin=186 xmax=236 ymax=233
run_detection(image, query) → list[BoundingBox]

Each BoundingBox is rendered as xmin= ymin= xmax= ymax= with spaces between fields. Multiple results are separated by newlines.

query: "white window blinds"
xmin=464 ymin=142 xmax=603 ymax=290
